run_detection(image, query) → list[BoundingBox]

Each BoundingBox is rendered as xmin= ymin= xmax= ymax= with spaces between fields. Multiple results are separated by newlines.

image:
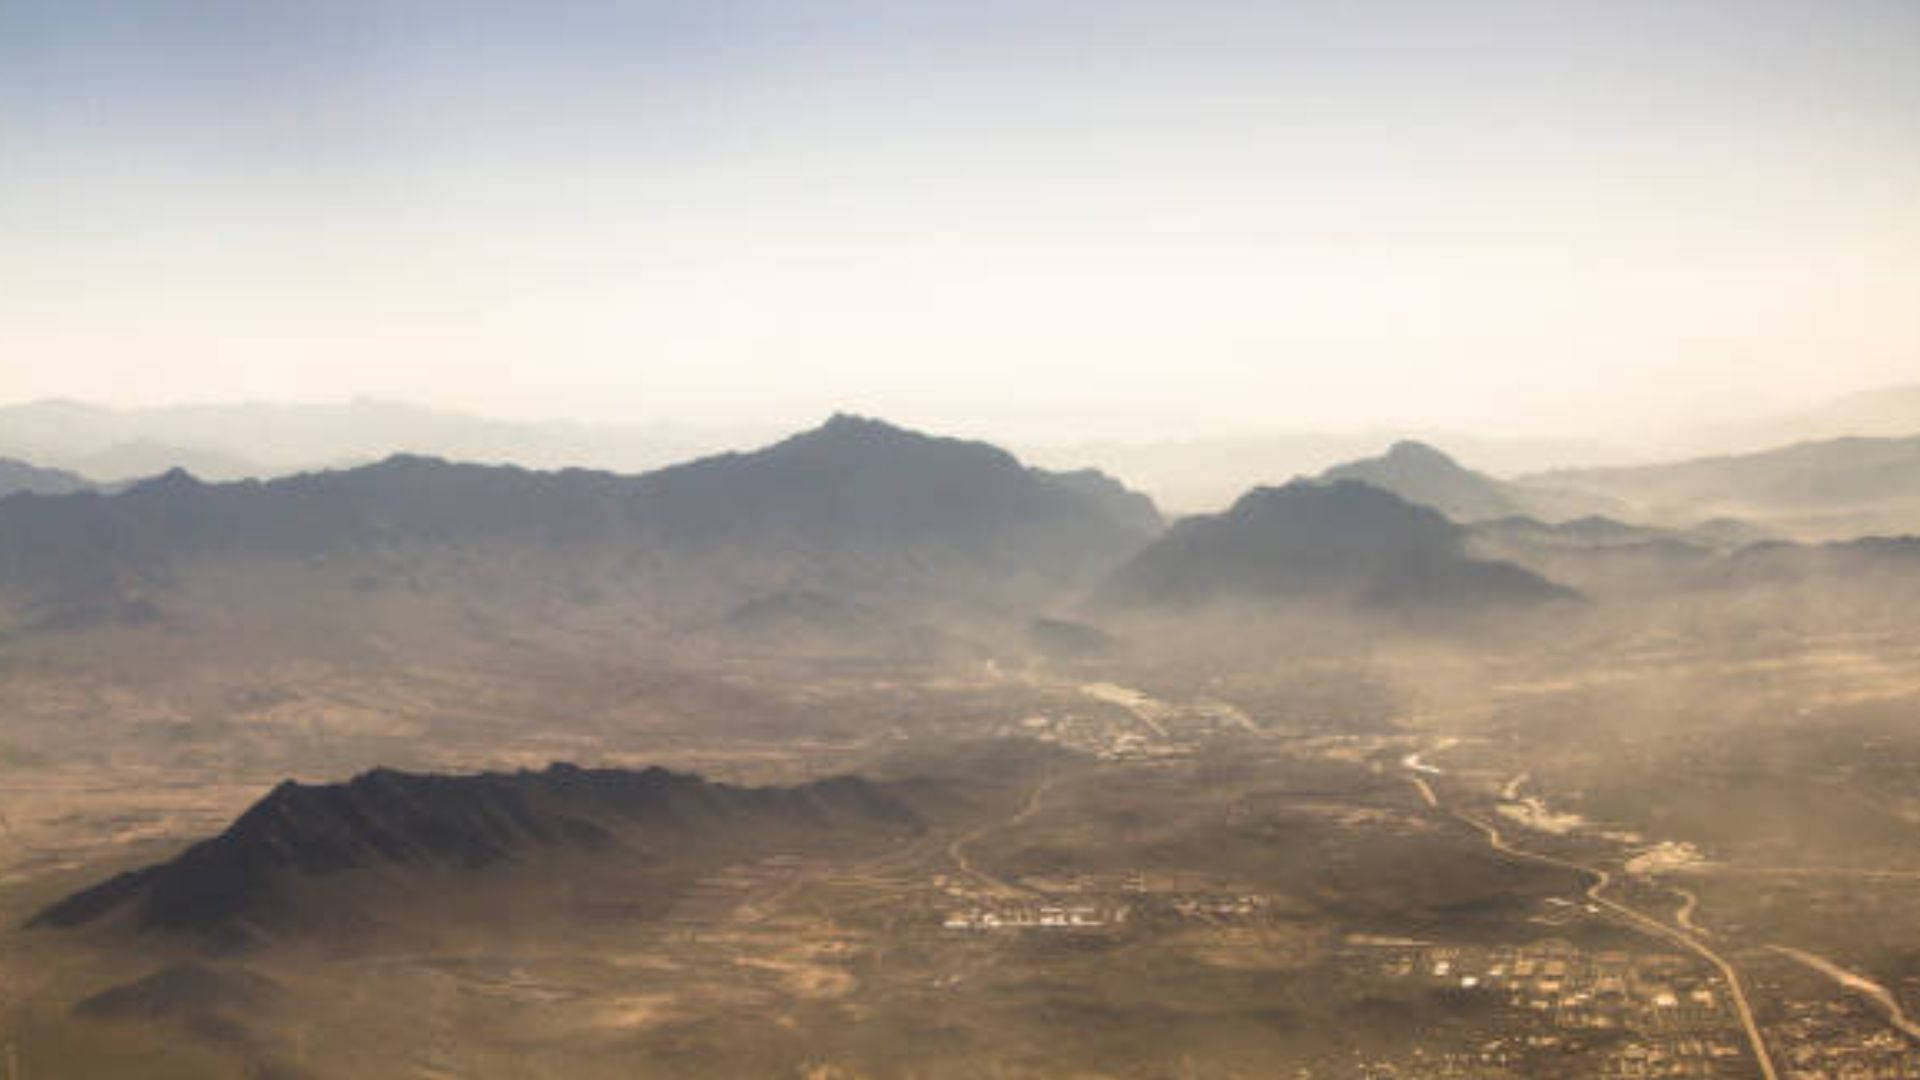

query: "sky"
xmin=2 ymin=0 xmax=1916 ymax=443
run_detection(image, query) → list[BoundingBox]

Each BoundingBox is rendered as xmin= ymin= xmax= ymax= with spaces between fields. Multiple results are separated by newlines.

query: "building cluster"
xmin=1165 ymin=893 xmax=1272 ymax=922
xmin=1006 ymin=687 xmax=1256 ymax=761
xmin=1009 ymin=711 xmax=1185 ymax=761
xmin=1345 ymin=937 xmax=1756 ymax=1077
xmin=1769 ymin=995 xmax=1920 ymax=1078
xmin=939 ymin=902 xmax=1127 ymax=932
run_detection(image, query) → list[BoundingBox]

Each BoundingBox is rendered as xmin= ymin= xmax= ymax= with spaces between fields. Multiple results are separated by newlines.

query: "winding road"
xmin=946 ymin=771 xmax=1056 ymax=896
xmin=1673 ymin=885 xmax=1706 ymax=937
xmin=1407 ymin=768 xmax=1780 ymax=1080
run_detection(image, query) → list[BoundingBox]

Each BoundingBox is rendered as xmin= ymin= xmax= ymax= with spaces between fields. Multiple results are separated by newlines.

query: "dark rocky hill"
xmin=1096 ymin=480 xmax=1580 ymax=617
xmin=31 ymin=764 xmax=929 ymax=945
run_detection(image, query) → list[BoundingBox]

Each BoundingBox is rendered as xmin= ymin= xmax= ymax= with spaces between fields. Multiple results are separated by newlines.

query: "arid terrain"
xmin=3 ymin=419 xmax=1920 ymax=1078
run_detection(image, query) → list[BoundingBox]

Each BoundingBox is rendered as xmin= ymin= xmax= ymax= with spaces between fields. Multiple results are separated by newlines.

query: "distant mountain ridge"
xmin=0 ymin=398 xmax=777 ymax=482
xmin=1683 ymin=384 xmax=1920 ymax=455
xmin=1317 ymin=441 xmax=1620 ymax=524
xmin=0 ymin=414 xmax=1162 ymax=632
xmin=1526 ymin=434 xmax=1920 ymax=539
xmin=1464 ymin=512 xmax=1920 ymax=602
xmin=1022 ymin=430 xmax=1625 ymax=514
xmin=0 ymin=457 xmax=94 ymax=498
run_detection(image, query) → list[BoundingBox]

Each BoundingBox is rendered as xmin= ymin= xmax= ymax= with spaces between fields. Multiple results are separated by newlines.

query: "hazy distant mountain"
xmin=0 ymin=415 xmax=1161 ymax=634
xmin=1022 ymin=431 xmax=1626 ymax=514
xmin=0 ymin=457 xmax=93 ymax=497
xmin=65 ymin=440 xmax=272 ymax=485
xmin=1096 ymin=480 xmax=1579 ymax=618
xmin=32 ymin=764 xmax=927 ymax=945
xmin=1526 ymin=434 xmax=1920 ymax=539
xmin=1470 ymin=515 xmax=1770 ymax=554
xmin=1465 ymin=514 xmax=1920 ymax=604
xmin=1317 ymin=441 xmax=1623 ymax=524
xmin=1723 ymin=536 xmax=1920 ymax=588
xmin=0 ymin=398 xmax=774 ymax=482
xmin=1321 ymin=441 xmax=1525 ymax=521
xmin=1465 ymin=516 xmax=1728 ymax=598
xmin=1684 ymin=384 xmax=1920 ymax=454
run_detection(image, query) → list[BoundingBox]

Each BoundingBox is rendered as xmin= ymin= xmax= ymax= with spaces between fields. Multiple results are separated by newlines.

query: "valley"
xmin=6 ymin=618 xmax=1920 ymax=1077
xmin=3 ymin=419 xmax=1920 ymax=1077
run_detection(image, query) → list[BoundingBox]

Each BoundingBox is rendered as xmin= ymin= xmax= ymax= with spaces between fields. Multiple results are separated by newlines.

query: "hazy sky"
xmin=3 ymin=1 xmax=1916 ymax=442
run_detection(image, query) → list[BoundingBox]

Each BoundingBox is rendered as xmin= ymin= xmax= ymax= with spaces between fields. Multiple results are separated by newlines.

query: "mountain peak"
xmin=125 ymin=466 xmax=206 ymax=496
xmin=1383 ymin=440 xmax=1458 ymax=467
xmin=780 ymin=413 xmax=982 ymax=460
xmin=1099 ymin=478 xmax=1578 ymax=617
xmin=818 ymin=412 xmax=898 ymax=437
xmin=1320 ymin=441 xmax=1522 ymax=522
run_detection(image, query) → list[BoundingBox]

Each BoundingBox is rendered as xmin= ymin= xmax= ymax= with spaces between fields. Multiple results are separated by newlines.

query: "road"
xmin=946 ymin=771 xmax=1056 ymax=896
xmin=1768 ymin=945 xmax=1920 ymax=1043
xmin=1673 ymin=885 xmax=1706 ymax=936
xmin=1408 ymin=770 xmax=1780 ymax=1080
xmin=1407 ymin=773 xmax=1438 ymax=809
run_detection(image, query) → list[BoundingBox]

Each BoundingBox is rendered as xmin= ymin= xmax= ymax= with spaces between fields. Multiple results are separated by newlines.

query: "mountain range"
xmin=0 ymin=398 xmax=776 ymax=483
xmin=8 ymin=391 xmax=1918 ymax=539
xmin=0 ymin=415 xmax=1161 ymax=637
xmin=1309 ymin=436 xmax=1920 ymax=542
xmin=1681 ymin=383 xmax=1920 ymax=455
xmin=1524 ymin=434 xmax=1920 ymax=539
xmin=8 ymin=411 xmax=1920 ymax=653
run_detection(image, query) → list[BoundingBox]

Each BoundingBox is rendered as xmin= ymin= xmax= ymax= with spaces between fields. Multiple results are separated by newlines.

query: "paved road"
xmin=1408 ymin=772 xmax=1780 ymax=1080
xmin=946 ymin=771 xmax=1055 ymax=896
xmin=1407 ymin=774 xmax=1438 ymax=809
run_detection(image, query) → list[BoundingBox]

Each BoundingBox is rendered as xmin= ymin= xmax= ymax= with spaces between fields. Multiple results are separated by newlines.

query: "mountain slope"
xmin=1095 ymin=480 xmax=1579 ymax=618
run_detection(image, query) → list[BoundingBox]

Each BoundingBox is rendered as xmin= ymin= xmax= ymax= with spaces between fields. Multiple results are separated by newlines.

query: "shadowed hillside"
xmin=1095 ymin=480 xmax=1580 ymax=618
xmin=32 ymin=764 xmax=931 ymax=946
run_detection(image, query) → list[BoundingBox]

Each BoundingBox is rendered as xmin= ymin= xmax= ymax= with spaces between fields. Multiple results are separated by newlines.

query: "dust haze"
xmin=6 ymin=2 xmax=1920 ymax=1078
